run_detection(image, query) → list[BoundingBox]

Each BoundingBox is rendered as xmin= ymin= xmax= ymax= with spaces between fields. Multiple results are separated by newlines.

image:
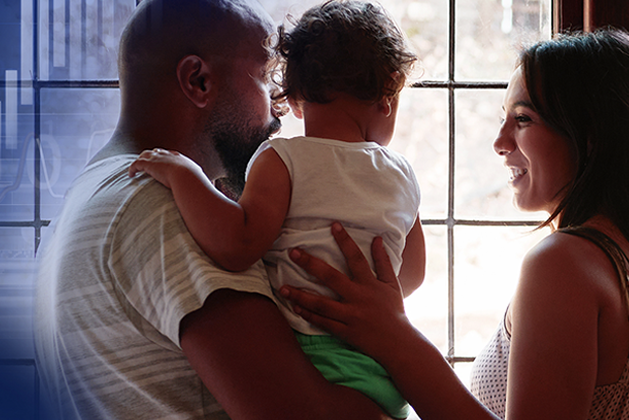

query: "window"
xmin=0 ymin=0 xmax=605 ymax=418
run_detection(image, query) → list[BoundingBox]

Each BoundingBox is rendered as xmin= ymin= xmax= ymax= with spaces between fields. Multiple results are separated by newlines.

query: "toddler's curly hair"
xmin=269 ymin=0 xmax=417 ymax=104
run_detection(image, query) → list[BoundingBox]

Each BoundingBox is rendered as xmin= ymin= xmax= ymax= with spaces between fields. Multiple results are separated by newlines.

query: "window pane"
xmin=39 ymin=88 xmax=120 ymax=220
xmin=259 ymin=0 xmax=325 ymax=21
xmin=0 ymin=113 xmax=35 ymax=221
xmin=0 ymin=228 xmax=34 ymax=263
xmin=272 ymin=111 xmax=302 ymax=140
xmin=453 ymin=225 xmax=550 ymax=357
xmin=454 ymin=89 xmax=547 ymax=221
xmin=454 ymin=89 xmax=505 ymax=220
xmin=392 ymin=87 xmax=448 ymax=219
xmin=0 ymin=365 xmax=36 ymax=419
xmin=0 ymin=227 xmax=36 ymax=359
xmin=456 ymin=0 xmax=551 ymax=81
xmin=454 ymin=361 xmax=474 ymax=388
xmin=395 ymin=0 xmax=450 ymax=81
xmin=44 ymin=0 xmax=136 ymax=80
xmin=405 ymin=225 xmax=448 ymax=354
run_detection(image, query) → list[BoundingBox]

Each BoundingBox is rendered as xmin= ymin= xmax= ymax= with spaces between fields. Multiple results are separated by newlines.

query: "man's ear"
xmin=288 ymin=96 xmax=304 ymax=119
xmin=177 ymin=55 xmax=212 ymax=108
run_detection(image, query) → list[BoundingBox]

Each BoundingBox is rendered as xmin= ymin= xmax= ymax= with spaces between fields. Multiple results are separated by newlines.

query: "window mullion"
xmin=447 ymin=0 xmax=457 ymax=366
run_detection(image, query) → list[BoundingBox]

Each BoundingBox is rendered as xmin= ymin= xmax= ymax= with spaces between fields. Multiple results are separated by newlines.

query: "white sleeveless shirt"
xmin=247 ymin=136 xmax=421 ymax=335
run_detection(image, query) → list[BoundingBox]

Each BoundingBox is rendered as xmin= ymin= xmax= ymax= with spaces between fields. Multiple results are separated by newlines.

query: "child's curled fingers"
xmin=128 ymin=148 xmax=200 ymax=189
xmin=128 ymin=148 xmax=171 ymax=177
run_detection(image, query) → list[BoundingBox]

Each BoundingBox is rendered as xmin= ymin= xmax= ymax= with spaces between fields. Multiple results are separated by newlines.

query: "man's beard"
xmin=206 ymin=111 xmax=281 ymax=199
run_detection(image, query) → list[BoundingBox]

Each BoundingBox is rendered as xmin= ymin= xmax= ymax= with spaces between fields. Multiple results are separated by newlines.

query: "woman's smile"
xmin=494 ymin=67 xmax=577 ymax=214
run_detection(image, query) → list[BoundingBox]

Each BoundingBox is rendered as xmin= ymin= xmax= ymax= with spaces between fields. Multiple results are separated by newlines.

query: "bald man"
xmin=34 ymin=1 xmax=388 ymax=419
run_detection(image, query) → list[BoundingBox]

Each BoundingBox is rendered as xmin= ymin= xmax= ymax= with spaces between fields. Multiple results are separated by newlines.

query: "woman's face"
xmin=493 ymin=67 xmax=577 ymax=215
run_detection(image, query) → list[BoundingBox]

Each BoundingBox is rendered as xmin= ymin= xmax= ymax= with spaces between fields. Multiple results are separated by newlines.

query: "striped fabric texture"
xmin=35 ymin=155 xmax=273 ymax=419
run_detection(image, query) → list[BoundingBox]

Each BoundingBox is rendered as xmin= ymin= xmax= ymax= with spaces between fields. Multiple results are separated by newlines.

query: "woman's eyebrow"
xmin=511 ymin=100 xmax=535 ymax=109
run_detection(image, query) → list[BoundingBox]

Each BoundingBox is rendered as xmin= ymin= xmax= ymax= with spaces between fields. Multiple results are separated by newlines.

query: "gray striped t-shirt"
xmin=35 ymin=155 xmax=274 ymax=419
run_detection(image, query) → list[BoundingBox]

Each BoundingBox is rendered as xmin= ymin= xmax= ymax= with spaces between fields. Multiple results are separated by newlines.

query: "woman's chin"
xmin=512 ymin=193 xmax=536 ymax=213
xmin=512 ymin=196 xmax=553 ymax=217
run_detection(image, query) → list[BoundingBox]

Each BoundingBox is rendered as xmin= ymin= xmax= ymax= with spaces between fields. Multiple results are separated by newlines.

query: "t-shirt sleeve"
xmin=107 ymin=179 xmax=275 ymax=348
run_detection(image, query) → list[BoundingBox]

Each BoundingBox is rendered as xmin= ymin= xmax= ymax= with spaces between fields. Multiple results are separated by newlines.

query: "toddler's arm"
xmin=129 ymin=148 xmax=291 ymax=271
xmin=398 ymin=216 xmax=425 ymax=297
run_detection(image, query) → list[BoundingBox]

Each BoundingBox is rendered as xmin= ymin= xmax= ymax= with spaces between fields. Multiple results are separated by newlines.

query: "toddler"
xmin=130 ymin=1 xmax=423 ymax=418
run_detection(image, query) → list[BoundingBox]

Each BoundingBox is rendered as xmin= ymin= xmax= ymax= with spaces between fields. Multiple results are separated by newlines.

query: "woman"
xmin=279 ymin=29 xmax=629 ymax=419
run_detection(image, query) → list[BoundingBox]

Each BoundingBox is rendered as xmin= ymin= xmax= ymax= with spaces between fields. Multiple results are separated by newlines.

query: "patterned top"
xmin=469 ymin=316 xmax=510 ymax=417
xmin=470 ymin=313 xmax=629 ymax=419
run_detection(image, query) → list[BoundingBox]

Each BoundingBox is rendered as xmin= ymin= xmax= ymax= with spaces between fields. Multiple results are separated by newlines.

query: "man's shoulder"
xmin=79 ymin=155 xmax=176 ymax=210
xmin=83 ymin=154 xmax=136 ymax=178
xmin=60 ymin=155 xmax=181 ymax=244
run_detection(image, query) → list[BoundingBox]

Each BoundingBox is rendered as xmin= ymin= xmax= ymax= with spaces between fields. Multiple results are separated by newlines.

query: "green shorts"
xmin=295 ymin=331 xmax=410 ymax=419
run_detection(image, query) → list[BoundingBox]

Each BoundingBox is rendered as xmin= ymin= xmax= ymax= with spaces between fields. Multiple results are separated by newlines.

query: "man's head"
xmin=117 ymin=0 xmax=281 ymax=194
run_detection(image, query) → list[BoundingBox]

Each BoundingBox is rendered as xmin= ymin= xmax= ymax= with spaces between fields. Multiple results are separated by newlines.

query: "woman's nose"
xmin=493 ymin=125 xmax=515 ymax=156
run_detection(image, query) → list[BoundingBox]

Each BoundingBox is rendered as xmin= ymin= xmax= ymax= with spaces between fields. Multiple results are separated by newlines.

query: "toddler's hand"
xmin=128 ymin=148 xmax=201 ymax=189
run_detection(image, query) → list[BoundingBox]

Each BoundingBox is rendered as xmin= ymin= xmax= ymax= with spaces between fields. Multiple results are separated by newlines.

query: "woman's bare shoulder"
xmin=518 ymin=230 xmax=619 ymax=301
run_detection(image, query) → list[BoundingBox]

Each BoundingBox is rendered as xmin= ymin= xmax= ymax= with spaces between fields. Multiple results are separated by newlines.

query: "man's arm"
xmin=180 ymin=288 xmax=390 ymax=420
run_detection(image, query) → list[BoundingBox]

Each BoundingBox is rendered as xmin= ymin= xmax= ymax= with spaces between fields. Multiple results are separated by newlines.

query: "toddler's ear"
xmin=378 ymin=96 xmax=394 ymax=117
xmin=288 ymin=97 xmax=304 ymax=119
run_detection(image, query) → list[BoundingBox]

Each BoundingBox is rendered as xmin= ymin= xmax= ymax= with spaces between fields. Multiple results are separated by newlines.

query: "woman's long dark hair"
xmin=520 ymin=29 xmax=629 ymax=242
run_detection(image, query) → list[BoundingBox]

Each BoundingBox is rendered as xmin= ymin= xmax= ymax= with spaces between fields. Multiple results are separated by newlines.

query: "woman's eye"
xmin=515 ymin=114 xmax=531 ymax=123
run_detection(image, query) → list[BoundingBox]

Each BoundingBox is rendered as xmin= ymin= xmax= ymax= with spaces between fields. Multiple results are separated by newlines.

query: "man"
xmin=34 ymin=0 xmax=388 ymax=418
